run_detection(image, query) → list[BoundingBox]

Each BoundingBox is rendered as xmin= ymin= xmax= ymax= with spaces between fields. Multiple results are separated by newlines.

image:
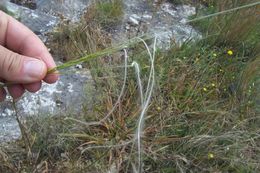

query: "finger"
xmin=16 ymin=35 xmax=59 ymax=83
xmin=0 ymin=88 xmax=6 ymax=102
xmin=0 ymin=11 xmax=59 ymax=83
xmin=0 ymin=45 xmax=47 ymax=83
xmin=23 ymin=82 xmax=42 ymax=93
xmin=7 ymin=84 xmax=25 ymax=99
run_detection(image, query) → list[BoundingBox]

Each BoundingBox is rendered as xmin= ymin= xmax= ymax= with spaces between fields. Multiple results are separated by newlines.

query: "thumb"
xmin=0 ymin=45 xmax=47 ymax=83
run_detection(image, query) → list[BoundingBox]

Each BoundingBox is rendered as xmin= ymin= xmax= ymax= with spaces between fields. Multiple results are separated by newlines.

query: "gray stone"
xmin=128 ymin=14 xmax=143 ymax=26
xmin=36 ymin=0 xmax=89 ymax=22
xmin=120 ymin=0 xmax=200 ymax=48
xmin=0 ymin=67 xmax=92 ymax=142
xmin=10 ymin=0 xmax=37 ymax=9
xmin=4 ymin=1 xmax=58 ymax=40
xmin=0 ymin=117 xmax=20 ymax=142
xmin=3 ymin=0 xmax=90 ymax=39
xmin=128 ymin=16 xmax=140 ymax=26
xmin=75 ymin=64 xmax=83 ymax=69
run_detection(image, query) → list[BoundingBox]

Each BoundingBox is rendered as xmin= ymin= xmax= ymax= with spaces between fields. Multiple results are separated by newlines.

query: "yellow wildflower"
xmin=211 ymin=83 xmax=216 ymax=87
xmin=227 ymin=50 xmax=233 ymax=56
xmin=203 ymin=87 xmax=207 ymax=92
xmin=208 ymin=153 xmax=214 ymax=159
xmin=213 ymin=53 xmax=217 ymax=57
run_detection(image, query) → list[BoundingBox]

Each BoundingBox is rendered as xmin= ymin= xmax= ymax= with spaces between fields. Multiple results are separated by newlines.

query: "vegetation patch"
xmin=84 ymin=0 xmax=124 ymax=30
xmin=1 ymin=0 xmax=259 ymax=172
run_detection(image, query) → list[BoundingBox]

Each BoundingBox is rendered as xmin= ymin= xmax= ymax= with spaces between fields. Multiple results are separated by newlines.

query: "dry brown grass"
xmin=47 ymin=21 xmax=110 ymax=62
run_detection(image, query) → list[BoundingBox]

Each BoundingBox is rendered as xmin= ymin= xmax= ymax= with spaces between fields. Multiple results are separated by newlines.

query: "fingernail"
xmin=24 ymin=59 xmax=46 ymax=81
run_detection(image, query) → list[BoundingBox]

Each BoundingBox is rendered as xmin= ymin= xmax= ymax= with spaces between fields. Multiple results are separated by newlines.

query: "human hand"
xmin=0 ymin=10 xmax=59 ymax=101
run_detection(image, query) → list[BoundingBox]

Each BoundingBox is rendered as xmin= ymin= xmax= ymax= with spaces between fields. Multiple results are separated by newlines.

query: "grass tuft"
xmin=1 ymin=0 xmax=259 ymax=172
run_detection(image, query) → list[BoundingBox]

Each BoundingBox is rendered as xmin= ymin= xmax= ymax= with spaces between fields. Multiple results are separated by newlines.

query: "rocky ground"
xmin=0 ymin=0 xmax=199 ymax=142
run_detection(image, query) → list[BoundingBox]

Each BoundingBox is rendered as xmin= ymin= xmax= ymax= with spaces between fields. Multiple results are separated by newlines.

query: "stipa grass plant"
xmin=1 ymin=1 xmax=260 ymax=172
xmin=73 ymin=2 xmax=259 ymax=171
